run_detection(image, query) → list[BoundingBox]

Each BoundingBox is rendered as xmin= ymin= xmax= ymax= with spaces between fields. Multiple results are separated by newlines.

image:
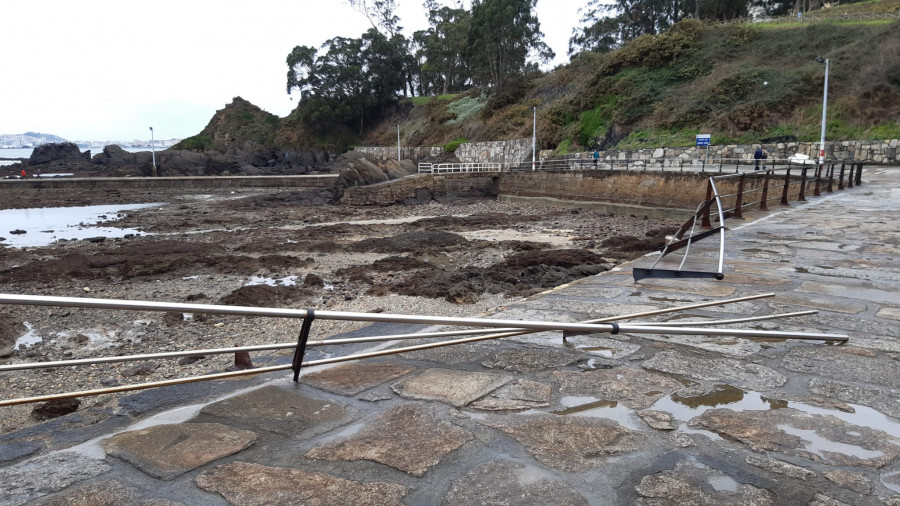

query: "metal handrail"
xmin=0 ymin=292 xmax=848 ymax=406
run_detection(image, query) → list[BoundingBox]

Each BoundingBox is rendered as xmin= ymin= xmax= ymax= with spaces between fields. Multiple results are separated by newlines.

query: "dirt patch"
xmin=218 ymin=284 xmax=317 ymax=307
xmin=349 ymin=231 xmax=469 ymax=253
xmin=379 ymin=249 xmax=612 ymax=303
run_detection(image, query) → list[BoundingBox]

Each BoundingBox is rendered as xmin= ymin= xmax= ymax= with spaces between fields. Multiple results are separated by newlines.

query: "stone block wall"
xmin=340 ymin=173 xmax=498 ymax=205
xmin=499 ymin=171 xmax=713 ymax=209
xmin=353 ymin=138 xmax=533 ymax=165
xmin=356 ymin=138 xmax=897 ymax=167
xmin=556 ymin=139 xmax=900 ymax=167
xmin=353 ymin=146 xmax=445 ymax=163
xmin=454 ymin=138 xmax=532 ymax=164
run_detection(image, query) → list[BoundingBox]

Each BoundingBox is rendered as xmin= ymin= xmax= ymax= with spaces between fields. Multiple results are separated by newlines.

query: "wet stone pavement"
xmin=2 ymin=168 xmax=899 ymax=505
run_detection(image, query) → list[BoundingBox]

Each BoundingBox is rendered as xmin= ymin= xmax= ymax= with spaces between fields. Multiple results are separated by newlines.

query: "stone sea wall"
xmin=553 ymin=139 xmax=900 ymax=166
xmin=357 ymin=138 xmax=899 ymax=166
xmin=339 ymin=173 xmax=499 ymax=206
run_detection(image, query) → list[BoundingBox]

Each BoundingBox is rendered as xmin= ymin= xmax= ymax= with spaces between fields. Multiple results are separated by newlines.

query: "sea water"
xmin=0 ymin=203 xmax=160 ymax=248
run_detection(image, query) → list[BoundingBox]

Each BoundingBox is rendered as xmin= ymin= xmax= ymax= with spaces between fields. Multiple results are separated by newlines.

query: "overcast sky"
xmin=0 ymin=0 xmax=589 ymax=142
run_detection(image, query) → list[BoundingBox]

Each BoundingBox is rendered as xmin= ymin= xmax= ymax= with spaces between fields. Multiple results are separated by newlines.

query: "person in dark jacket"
xmin=754 ymin=147 xmax=763 ymax=170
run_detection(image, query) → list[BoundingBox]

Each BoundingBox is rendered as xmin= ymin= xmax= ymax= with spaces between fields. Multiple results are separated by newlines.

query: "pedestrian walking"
xmin=593 ymin=150 xmax=599 ymax=168
xmin=762 ymin=149 xmax=769 ymax=170
xmin=754 ymin=147 xmax=763 ymax=170
xmin=20 ymin=168 xmax=26 ymax=178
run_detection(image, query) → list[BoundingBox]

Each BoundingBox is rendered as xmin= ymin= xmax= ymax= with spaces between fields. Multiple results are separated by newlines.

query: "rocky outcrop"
xmin=28 ymin=142 xmax=90 ymax=165
xmin=331 ymin=152 xmax=423 ymax=200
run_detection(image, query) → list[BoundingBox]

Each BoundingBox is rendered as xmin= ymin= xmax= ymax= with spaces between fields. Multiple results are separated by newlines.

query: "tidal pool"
xmin=0 ymin=203 xmax=159 ymax=248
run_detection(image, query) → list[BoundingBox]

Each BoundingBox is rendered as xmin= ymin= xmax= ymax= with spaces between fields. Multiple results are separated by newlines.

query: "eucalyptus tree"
xmin=466 ymin=0 xmax=554 ymax=90
xmin=419 ymin=0 xmax=472 ymax=94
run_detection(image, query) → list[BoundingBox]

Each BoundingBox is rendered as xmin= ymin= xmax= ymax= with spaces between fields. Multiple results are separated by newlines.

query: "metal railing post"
xmin=827 ymin=163 xmax=835 ymax=193
xmin=798 ymin=167 xmax=808 ymax=201
xmin=813 ymin=165 xmax=822 ymax=196
xmin=760 ymin=170 xmax=771 ymax=211
xmin=855 ymin=163 xmax=863 ymax=185
xmin=780 ymin=167 xmax=791 ymax=206
xmin=733 ymin=174 xmax=745 ymax=219
xmin=838 ymin=163 xmax=846 ymax=190
xmin=701 ymin=181 xmax=713 ymax=228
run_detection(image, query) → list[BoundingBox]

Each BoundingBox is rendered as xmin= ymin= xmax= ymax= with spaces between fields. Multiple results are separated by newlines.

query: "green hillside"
xmin=372 ymin=16 xmax=900 ymax=153
xmin=179 ymin=7 xmax=900 ymax=157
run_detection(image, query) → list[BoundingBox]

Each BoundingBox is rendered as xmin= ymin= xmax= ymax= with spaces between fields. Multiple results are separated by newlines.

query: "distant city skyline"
xmin=0 ymin=132 xmax=181 ymax=149
xmin=0 ymin=0 xmax=586 ymax=142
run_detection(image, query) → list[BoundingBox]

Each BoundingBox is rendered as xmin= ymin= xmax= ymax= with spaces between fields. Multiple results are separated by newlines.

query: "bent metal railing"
xmin=0 ymin=292 xmax=848 ymax=406
xmin=634 ymin=163 xmax=864 ymax=282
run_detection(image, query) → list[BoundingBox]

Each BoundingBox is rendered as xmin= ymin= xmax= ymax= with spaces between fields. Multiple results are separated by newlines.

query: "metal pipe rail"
xmin=634 ymin=175 xmax=726 ymax=281
xmin=0 ymin=292 xmax=848 ymax=406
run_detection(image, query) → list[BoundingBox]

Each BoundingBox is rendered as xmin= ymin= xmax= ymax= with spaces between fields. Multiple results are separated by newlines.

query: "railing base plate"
xmin=633 ymin=268 xmax=725 ymax=282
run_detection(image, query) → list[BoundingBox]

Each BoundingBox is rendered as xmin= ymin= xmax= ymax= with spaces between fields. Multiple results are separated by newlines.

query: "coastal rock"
xmin=28 ymin=142 xmax=89 ymax=165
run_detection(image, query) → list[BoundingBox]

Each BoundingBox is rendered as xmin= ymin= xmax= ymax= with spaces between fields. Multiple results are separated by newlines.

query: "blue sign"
xmin=696 ymin=134 xmax=711 ymax=146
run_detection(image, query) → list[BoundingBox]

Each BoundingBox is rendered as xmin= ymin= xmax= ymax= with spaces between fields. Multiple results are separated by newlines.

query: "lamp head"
xmin=815 ymin=56 xmax=825 ymax=64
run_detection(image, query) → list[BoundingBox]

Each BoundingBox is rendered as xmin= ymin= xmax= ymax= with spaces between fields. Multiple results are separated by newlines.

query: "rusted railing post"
xmin=827 ymin=163 xmax=834 ymax=193
xmin=701 ymin=180 xmax=713 ymax=228
xmin=813 ymin=164 xmax=822 ymax=196
xmin=798 ymin=167 xmax=808 ymax=201
xmin=733 ymin=174 xmax=745 ymax=219
xmin=759 ymin=170 xmax=771 ymax=211
xmin=855 ymin=163 xmax=863 ymax=185
xmin=847 ymin=163 xmax=854 ymax=188
xmin=838 ymin=163 xmax=846 ymax=190
xmin=780 ymin=167 xmax=791 ymax=206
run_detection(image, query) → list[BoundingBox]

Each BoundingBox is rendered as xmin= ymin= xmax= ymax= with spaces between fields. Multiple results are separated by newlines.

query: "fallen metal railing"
xmin=0 ymin=292 xmax=848 ymax=406
xmin=634 ymin=163 xmax=864 ymax=281
xmin=634 ymin=176 xmax=726 ymax=282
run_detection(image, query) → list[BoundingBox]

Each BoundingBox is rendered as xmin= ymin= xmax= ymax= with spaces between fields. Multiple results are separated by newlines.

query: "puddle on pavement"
xmin=578 ymin=346 xmax=618 ymax=358
xmin=778 ymin=425 xmax=884 ymax=460
xmin=882 ymin=471 xmax=900 ymax=494
xmin=546 ymin=396 xmax=642 ymax=430
xmin=654 ymin=385 xmax=900 ymax=444
xmin=707 ymin=475 xmax=740 ymax=492
xmin=670 ymin=385 xmax=746 ymax=408
xmin=0 ymin=203 xmax=160 ymax=248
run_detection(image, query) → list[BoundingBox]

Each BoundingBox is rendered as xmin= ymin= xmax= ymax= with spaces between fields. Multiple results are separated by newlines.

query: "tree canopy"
xmin=286 ymin=0 xmax=553 ymax=136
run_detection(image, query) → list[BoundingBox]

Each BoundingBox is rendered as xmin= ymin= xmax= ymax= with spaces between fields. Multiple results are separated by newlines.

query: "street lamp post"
xmin=531 ymin=106 xmax=536 ymax=171
xmin=816 ymin=57 xmax=829 ymax=168
xmin=397 ymin=125 xmax=401 ymax=162
xmin=149 ymin=127 xmax=157 ymax=177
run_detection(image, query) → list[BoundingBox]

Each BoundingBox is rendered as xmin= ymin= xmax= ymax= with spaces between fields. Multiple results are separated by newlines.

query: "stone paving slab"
xmin=305 ymin=403 xmax=472 ymax=477
xmin=199 ymin=384 xmax=353 ymax=437
xmin=102 ymin=423 xmax=257 ymax=480
xmin=32 ymin=480 xmax=185 ymax=506
xmin=0 ymin=452 xmax=110 ymax=505
xmin=390 ymin=368 xmax=511 ymax=407
xmin=195 ymin=461 xmax=409 ymax=505
xmin=444 ymin=460 xmax=589 ymax=505
xmin=300 ymin=362 xmax=417 ymax=396
xmin=479 ymin=412 xmax=644 ymax=472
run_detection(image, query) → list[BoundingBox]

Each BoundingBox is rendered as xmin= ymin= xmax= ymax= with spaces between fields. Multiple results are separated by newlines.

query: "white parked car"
xmin=788 ymin=153 xmax=817 ymax=165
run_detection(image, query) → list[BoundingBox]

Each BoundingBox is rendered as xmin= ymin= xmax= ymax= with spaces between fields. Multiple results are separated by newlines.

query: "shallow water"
xmin=0 ymin=203 xmax=159 ymax=247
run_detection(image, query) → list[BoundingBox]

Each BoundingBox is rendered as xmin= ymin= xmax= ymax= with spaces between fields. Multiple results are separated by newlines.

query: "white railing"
xmin=418 ymin=162 xmax=502 ymax=174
